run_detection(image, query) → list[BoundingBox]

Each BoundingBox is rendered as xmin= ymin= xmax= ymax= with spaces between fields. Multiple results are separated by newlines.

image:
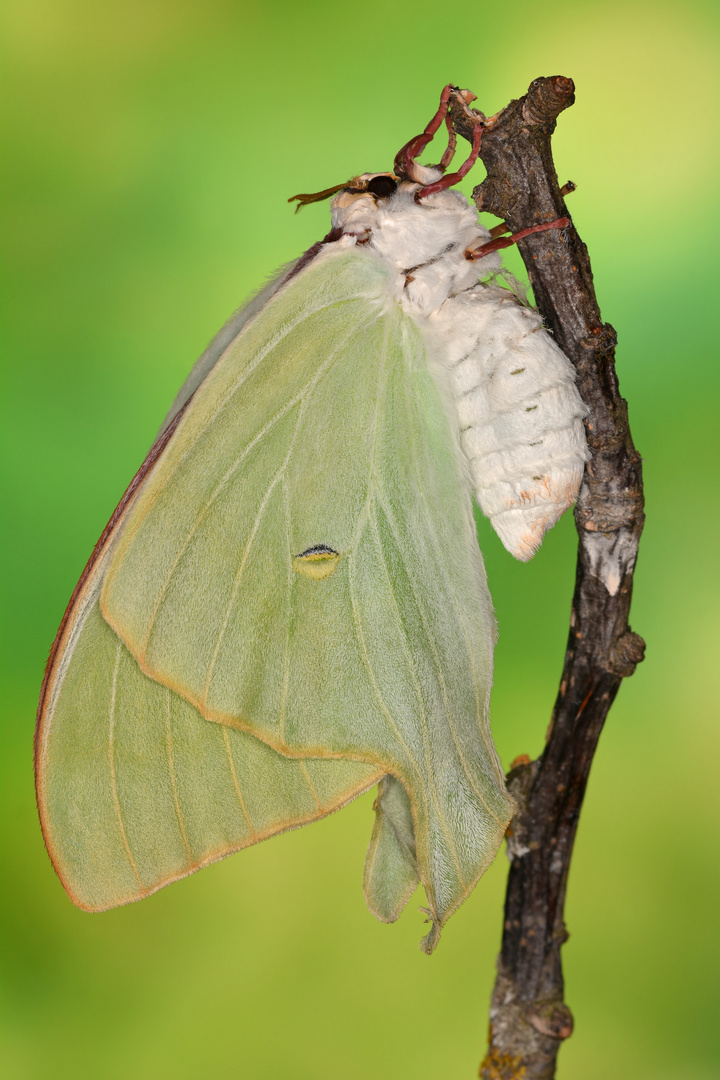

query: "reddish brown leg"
xmin=393 ymin=84 xmax=455 ymax=178
xmin=466 ymin=216 xmax=570 ymax=260
xmin=415 ymin=121 xmax=482 ymax=200
xmin=437 ymin=111 xmax=457 ymax=172
xmin=485 ymin=184 xmax=575 ymax=238
xmin=394 ymin=85 xmax=484 ymax=198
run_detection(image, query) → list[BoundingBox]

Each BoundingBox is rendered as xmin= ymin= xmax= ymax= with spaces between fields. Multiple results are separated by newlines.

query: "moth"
xmin=35 ymin=86 xmax=588 ymax=952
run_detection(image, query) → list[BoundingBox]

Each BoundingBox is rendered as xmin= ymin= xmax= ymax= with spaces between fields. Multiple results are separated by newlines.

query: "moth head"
xmin=289 ymin=87 xmax=483 ymax=228
xmin=289 ymin=172 xmax=399 ymax=215
xmin=288 ymin=88 xmax=487 ymax=262
xmin=328 ymin=173 xmax=403 ymax=234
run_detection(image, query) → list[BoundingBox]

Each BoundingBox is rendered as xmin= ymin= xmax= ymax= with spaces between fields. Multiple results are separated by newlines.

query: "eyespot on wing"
xmin=292 ymin=545 xmax=341 ymax=581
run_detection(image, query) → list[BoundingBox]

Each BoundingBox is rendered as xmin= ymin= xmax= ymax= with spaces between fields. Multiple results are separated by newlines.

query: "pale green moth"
xmin=35 ymin=87 xmax=587 ymax=952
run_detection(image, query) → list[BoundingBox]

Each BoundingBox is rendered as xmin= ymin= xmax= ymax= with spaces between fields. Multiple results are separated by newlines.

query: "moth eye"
xmin=292 ymin=545 xmax=341 ymax=581
xmin=366 ymin=175 xmax=398 ymax=198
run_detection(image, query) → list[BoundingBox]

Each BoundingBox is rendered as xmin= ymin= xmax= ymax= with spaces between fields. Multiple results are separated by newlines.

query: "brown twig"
xmin=450 ymin=78 xmax=645 ymax=1079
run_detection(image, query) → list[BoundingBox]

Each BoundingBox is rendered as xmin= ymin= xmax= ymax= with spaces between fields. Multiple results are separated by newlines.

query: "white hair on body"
xmin=330 ymin=176 xmax=589 ymax=561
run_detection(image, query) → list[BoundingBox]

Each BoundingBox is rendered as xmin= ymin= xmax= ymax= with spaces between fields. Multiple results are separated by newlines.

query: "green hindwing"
xmin=36 ymin=545 xmax=381 ymax=912
xmin=37 ymin=248 xmax=513 ymax=950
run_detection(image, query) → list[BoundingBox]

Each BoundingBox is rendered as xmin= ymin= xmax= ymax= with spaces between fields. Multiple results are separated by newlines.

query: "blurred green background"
xmin=2 ymin=1 xmax=719 ymax=1077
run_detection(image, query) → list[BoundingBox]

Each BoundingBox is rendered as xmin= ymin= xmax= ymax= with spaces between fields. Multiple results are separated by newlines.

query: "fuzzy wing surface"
xmin=36 ymin=541 xmax=379 ymax=912
xmin=158 ymin=262 xmax=297 ymax=437
xmin=100 ymin=248 xmax=514 ymax=942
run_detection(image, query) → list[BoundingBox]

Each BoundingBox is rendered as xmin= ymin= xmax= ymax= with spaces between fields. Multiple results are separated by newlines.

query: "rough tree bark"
xmin=449 ymin=78 xmax=646 ymax=1079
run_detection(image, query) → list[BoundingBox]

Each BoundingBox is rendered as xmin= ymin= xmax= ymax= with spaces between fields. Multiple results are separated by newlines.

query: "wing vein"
xmin=164 ymin=692 xmax=193 ymax=862
xmin=108 ymin=641 xmax=144 ymax=891
xmin=278 ymin=476 xmax=294 ymax=743
xmin=140 ymin=394 xmax=301 ymax=658
xmin=200 ymin=312 xmax=375 ymax=713
xmin=299 ymin=762 xmax=324 ymax=811
xmin=377 ymin=490 xmax=504 ymax=828
xmin=369 ymin=508 xmax=467 ymax=891
xmin=221 ymin=726 xmax=257 ymax=837
xmin=343 ymin=315 xmax=425 ymax=792
xmin=349 ymin=309 xmax=396 ymax=551
xmin=219 ymin=297 xmax=373 ymax=421
xmin=347 ymin=536 xmax=423 ymax=790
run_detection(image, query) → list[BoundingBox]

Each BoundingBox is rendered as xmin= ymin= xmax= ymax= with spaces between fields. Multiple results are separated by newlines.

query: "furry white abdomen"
xmin=429 ymin=286 xmax=588 ymax=560
xmin=330 ymin=180 xmax=589 ymax=560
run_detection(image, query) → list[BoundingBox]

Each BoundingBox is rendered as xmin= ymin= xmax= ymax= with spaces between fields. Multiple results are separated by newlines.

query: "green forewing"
xmin=158 ymin=263 xmax=298 ymax=438
xmin=97 ymin=249 xmax=513 ymax=946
